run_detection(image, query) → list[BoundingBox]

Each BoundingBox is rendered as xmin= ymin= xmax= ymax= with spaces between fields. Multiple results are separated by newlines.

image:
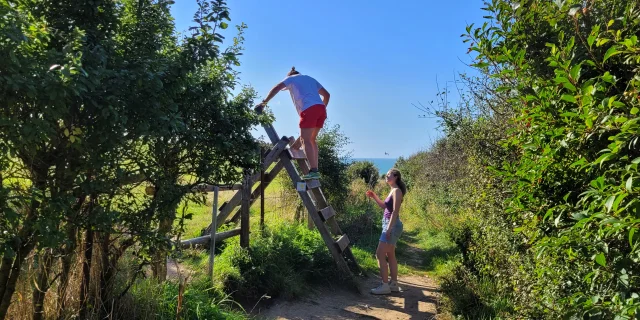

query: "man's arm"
xmin=260 ymin=82 xmax=286 ymax=105
xmin=318 ymin=87 xmax=330 ymax=107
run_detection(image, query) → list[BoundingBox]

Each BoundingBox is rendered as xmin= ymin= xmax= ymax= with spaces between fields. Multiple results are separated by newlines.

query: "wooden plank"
xmin=319 ymin=206 xmax=336 ymax=222
xmin=308 ymin=179 xmax=362 ymax=275
xmin=290 ymin=136 xmax=303 ymax=149
xmin=147 ymin=184 xmax=241 ymax=195
xmin=194 ymin=184 xmax=242 ymax=192
xmin=280 ymin=135 xmax=314 ymax=229
xmin=210 ymin=160 xmax=280 ymax=229
xmin=224 ymin=160 xmax=285 ymax=225
xmin=215 ymin=190 xmax=242 ymax=226
xmin=309 ymin=187 xmax=340 ymax=234
xmin=306 ymin=179 xmax=321 ymax=190
xmin=180 ymin=228 xmax=241 ymax=248
xmin=262 ymin=138 xmax=289 ymax=170
xmin=263 ymin=123 xmax=281 ymax=144
xmin=288 ymin=148 xmax=306 ymax=160
xmin=260 ymin=150 xmax=265 ymax=233
xmin=209 ymin=186 xmax=219 ymax=280
xmin=240 ymin=175 xmax=251 ymax=248
xmin=336 ymin=235 xmax=350 ymax=253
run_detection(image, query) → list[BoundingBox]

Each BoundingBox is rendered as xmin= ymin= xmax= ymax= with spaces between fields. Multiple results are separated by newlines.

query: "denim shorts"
xmin=379 ymin=217 xmax=403 ymax=245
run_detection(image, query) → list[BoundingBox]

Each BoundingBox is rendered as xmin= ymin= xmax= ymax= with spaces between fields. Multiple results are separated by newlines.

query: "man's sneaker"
xmin=370 ymin=282 xmax=391 ymax=295
xmin=389 ymin=280 xmax=401 ymax=292
xmin=301 ymin=171 xmax=320 ymax=180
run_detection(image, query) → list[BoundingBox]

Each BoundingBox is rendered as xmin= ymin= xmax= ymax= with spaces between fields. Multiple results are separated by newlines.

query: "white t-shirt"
xmin=282 ymin=74 xmax=325 ymax=114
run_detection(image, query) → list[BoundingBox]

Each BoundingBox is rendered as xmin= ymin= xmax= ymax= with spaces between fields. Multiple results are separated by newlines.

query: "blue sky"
xmin=170 ymin=1 xmax=484 ymax=158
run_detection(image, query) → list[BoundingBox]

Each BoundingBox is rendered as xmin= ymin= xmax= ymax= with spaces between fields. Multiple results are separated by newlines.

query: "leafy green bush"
xmin=119 ymin=277 xmax=245 ymax=320
xmin=347 ymin=161 xmax=379 ymax=187
xmin=215 ymin=223 xmax=338 ymax=301
xmin=396 ymin=1 xmax=640 ymax=318
xmin=442 ymin=0 xmax=640 ymax=318
xmin=317 ymin=123 xmax=351 ymax=212
xmin=0 ymin=0 xmax=262 ymax=317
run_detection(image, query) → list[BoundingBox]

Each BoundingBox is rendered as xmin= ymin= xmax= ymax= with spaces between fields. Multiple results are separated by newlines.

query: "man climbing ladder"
xmin=256 ymin=67 xmax=330 ymax=180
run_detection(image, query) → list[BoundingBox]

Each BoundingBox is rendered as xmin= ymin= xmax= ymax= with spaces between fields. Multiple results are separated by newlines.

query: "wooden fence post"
xmin=209 ymin=186 xmax=219 ymax=283
xmin=260 ymin=147 xmax=265 ymax=233
xmin=240 ymin=175 xmax=250 ymax=248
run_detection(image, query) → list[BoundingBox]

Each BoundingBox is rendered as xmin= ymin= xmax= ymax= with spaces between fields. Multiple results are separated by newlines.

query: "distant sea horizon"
xmin=349 ymin=158 xmax=398 ymax=175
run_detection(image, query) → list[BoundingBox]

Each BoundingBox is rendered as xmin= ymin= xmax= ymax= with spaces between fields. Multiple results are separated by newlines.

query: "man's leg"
xmin=300 ymin=128 xmax=316 ymax=170
xmin=309 ymin=127 xmax=322 ymax=170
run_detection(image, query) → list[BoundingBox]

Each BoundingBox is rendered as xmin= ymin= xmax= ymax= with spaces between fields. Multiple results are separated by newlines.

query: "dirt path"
xmin=253 ymin=227 xmax=443 ymax=320
xmin=254 ymin=274 xmax=439 ymax=320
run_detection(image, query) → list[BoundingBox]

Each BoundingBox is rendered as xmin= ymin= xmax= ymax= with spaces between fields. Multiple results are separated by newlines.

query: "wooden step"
xmin=319 ymin=206 xmax=336 ymax=222
xmin=288 ymin=136 xmax=303 ymax=150
xmin=288 ymin=148 xmax=306 ymax=160
xmin=335 ymin=235 xmax=350 ymax=253
xmin=306 ymin=179 xmax=321 ymax=189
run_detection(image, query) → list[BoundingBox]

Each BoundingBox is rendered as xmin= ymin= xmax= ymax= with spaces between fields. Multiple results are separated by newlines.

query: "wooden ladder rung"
xmin=335 ymin=235 xmax=350 ymax=253
xmin=319 ymin=206 xmax=336 ymax=222
xmin=306 ymin=179 xmax=321 ymax=189
xmin=288 ymin=136 xmax=303 ymax=150
xmin=288 ymin=148 xmax=306 ymax=160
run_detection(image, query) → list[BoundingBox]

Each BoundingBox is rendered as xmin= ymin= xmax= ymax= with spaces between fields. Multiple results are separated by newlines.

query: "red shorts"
xmin=299 ymin=104 xmax=327 ymax=128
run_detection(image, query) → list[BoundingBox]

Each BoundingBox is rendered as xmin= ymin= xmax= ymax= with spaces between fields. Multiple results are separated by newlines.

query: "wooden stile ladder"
xmin=202 ymin=119 xmax=362 ymax=280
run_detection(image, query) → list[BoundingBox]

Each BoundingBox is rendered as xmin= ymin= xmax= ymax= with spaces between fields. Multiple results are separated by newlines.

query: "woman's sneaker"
xmin=370 ymin=282 xmax=391 ymax=295
xmin=301 ymin=171 xmax=320 ymax=180
xmin=389 ymin=280 xmax=401 ymax=292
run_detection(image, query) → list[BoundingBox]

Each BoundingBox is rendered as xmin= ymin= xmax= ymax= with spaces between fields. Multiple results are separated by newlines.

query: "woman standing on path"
xmin=366 ymin=168 xmax=406 ymax=295
xmin=256 ymin=67 xmax=330 ymax=180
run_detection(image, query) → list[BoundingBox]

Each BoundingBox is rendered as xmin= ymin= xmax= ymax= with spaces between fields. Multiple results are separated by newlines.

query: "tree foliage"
xmin=425 ymin=0 xmax=640 ymax=318
xmin=317 ymin=124 xmax=351 ymax=212
xmin=0 ymin=0 xmax=261 ymax=317
xmin=347 ymin=160 xmax=379 ymax=187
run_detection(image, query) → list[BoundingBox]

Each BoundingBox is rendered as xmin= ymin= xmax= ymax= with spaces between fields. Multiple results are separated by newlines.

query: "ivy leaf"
xmin=561 ymin=95 xmax=577 ymax=103
xmin=64 ymin=128 xmax=70 ymax=137
xmin=631 ymin=107 xmax=638 ymax=115
xmin=595 ymin=253 xmax=606 ymax=266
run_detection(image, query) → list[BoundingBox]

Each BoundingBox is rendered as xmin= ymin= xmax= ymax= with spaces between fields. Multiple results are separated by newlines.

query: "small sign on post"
xmin=296 ymin=181 xmax=307 ymax=192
